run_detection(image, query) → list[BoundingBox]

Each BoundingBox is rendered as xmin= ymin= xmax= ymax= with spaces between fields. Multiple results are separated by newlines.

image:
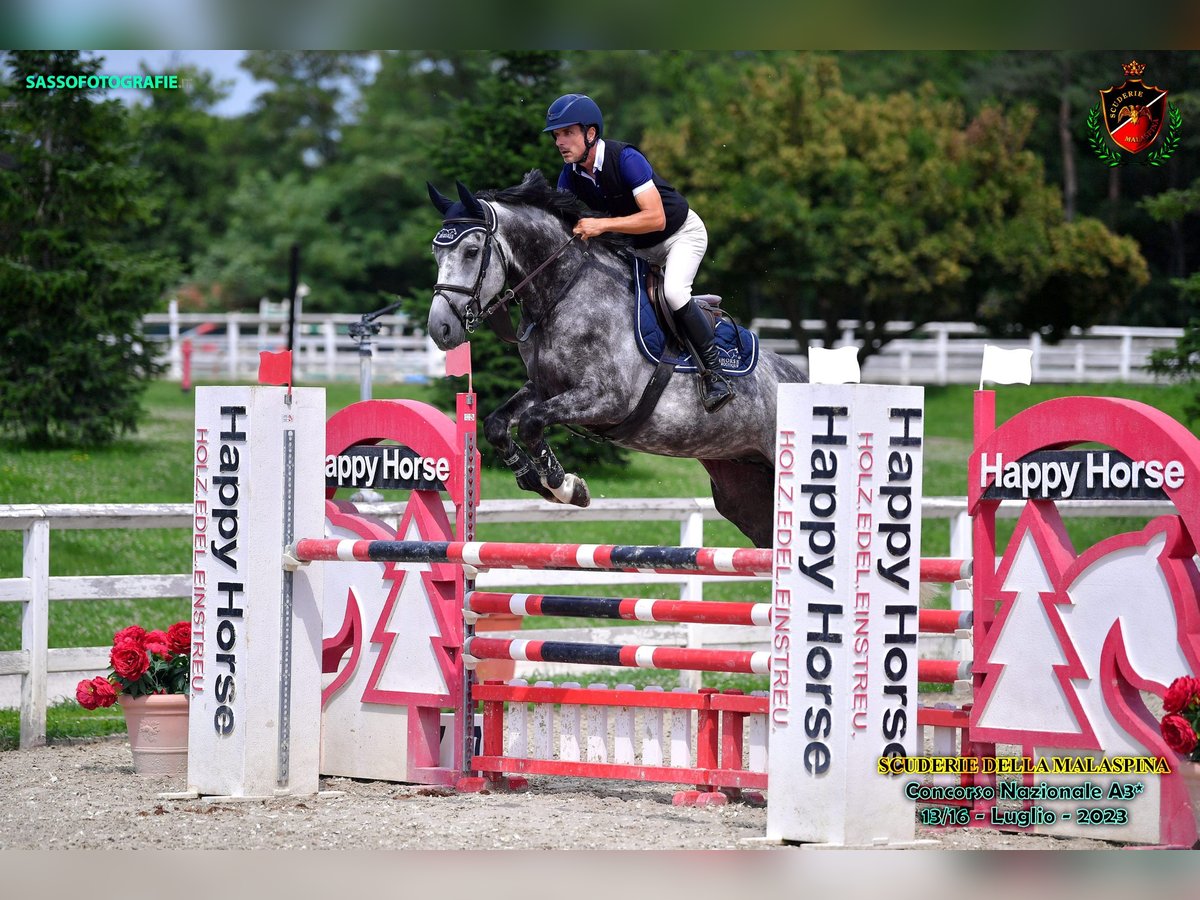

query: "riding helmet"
xmin=543 ymin=93 xmax=604 ymax=139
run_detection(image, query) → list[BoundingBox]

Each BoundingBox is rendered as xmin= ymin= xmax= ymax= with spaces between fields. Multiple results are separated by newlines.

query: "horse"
xmin=426 ymin=170 xmax=807 ymax=549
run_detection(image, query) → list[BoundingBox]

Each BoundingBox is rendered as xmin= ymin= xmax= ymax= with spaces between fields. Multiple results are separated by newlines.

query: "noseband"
xmin=433 ymin=201 xmax=581 ymax=335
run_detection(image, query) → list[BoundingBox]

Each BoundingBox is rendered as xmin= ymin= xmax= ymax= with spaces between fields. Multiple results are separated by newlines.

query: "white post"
xmin=1075 ymin=342 xmax=1085 ymax=381
xmin=1030 ymin=332 xmax=1042 ymax=381
xmin=188 ymin=386 xmax=325 ymax=797
xmin=226 ymin=316 xmax=240 ymax=380
xmin=168 ymin=298 xmax=182 ymax=381
xmin=324 ymin=320 xmax=337 ymax=381
xmin=258 ymin=297 xmax=270 ymax=349
xmin=425 ymin=334 xmax=445 ymax=379
xmin=642 ymin=685 xmax=665 ymax=766
xmin=669 ymin=687 xmax=693 ymax=768
xmin=948 ymin=508 xmax=973 ymax=663
xmin=948 ymin=510 xmax=972 ymax=613
xmin=19 ymin=519 xmax=49 ymax=750
xmin=935 ymin=327 xmax=949 ymax=386
xmin=530 ymin=680 xmax=555 ymax=758
xmin=1120 ymin=332 xmax=1133 ymax=380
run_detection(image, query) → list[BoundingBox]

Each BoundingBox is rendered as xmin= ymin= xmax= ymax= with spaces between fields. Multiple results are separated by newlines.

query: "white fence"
xmin=0 ymin=496 xmax=1175 ymax=749
xmin=749 ymin=318 xmax=1183 ymax=385
xmin=144 ymin=303 xmax=1181 ymax=387
xmin=143 ymin=299 xmax=441 ymax=385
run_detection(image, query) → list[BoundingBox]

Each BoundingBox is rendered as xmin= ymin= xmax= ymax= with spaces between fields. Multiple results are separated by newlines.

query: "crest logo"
xmin=1087 ymin=59 xmax=1182 ymax=167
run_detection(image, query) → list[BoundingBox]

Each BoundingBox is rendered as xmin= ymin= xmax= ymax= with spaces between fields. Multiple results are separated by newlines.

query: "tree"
xmin=232 ymin=51 xmax=372 ymax=179
xmin=0 ymin=51 xmax=175 ymax=446
xmin=124 ymin=61 xmax=238 ymax=282
xmin=191 ymin=52 xmax=494 ymax=311
xmin=645 ymin=54 xmax=1148 ymax=359
xmin=1144 ymin=179 xmax=1200 ymax=422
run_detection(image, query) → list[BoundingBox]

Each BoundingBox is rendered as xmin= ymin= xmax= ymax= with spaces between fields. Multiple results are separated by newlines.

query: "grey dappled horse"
xmin=427 ymin=171 xmax=807 ymax=549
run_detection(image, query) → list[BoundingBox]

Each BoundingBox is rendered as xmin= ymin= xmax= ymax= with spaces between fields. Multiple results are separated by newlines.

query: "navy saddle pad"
xmin=630 ymin=257 xmax=759 ymax=377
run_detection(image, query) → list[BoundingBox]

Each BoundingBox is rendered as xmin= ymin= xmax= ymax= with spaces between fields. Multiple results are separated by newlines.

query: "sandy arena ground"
xmin=0 ymin=736 xmax=1134 ymax=851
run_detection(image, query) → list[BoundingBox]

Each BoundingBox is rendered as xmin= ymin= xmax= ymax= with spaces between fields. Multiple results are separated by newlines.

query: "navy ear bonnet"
xmin=428 ymin=181 xmax=495 ymax=248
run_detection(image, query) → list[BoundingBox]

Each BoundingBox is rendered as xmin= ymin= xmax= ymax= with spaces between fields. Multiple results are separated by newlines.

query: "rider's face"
xmin=552 ymin=125 xmax=593 ymax=165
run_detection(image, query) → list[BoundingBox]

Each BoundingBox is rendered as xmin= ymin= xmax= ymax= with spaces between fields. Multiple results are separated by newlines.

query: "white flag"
xmin=979 ymin=345 xmax=1033 ymax=389
xmin=808 ymin=345 xmax=861 ymax=385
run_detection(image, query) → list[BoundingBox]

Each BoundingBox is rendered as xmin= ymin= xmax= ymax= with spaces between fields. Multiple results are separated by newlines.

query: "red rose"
xmin=76 ymin=678 xmax=100 ymax=710
xmin=91 ymin=676 xmax=118 ymax=708
xmin=110 ymin=640 xmax=150 ymax=681
xmin=166 ymin=621 xmax=190 ymax=656
xmin=1163 ymin=676 xmax=1200 ymax=714
xmin=1161 ymin=714 xmax=1198 ymax=755
xmin=113 ymin=625 xmax=146 ymax=647
xmin=144 ymin=630 xmax=171 ymax=659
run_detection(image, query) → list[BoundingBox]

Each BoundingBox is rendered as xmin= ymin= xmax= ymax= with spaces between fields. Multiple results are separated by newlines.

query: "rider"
xmin=543 ymin=93 xmax=734 ymax=413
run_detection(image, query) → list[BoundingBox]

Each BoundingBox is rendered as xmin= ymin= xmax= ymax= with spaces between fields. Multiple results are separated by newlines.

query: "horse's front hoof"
xmin=547 ymin=473 xmax=590 ymax=507
xmin=566 ymin=474 xmax=590 ymax=508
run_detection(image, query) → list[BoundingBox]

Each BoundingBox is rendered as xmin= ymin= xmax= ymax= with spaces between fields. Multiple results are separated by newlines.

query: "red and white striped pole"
xmin=292 ymin=538 xmax=970 ymax=583
xmin=468 ymin=590 xmax=972 ymax=632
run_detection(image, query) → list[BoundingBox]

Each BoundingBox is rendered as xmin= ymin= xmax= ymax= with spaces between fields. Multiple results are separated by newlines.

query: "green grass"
xmin=2 ymin=378 xmax=1195 ymax=721
xmin=0 ymin=701 xmax=126 ymax=750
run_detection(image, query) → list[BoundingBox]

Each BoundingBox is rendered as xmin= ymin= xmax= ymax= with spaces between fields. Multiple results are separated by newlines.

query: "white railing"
xmin=144 ymin=300 xmax=443 ymax=385
xmin=749 ymin=319 xmax=1181 ymax=385
xmin=0 ymin=496 xmax=1174 ymax=748
xmin=144 ymin=303 xmax=1181 ymax=387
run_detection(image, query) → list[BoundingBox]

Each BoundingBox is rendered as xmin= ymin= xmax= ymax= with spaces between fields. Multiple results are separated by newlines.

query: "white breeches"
xmin=634 ymin=209 xmax=708 ymax=311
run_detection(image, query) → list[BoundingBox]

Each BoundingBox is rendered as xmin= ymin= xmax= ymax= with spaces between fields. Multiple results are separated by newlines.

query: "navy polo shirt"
xmin=557 ymin=140 xmax=656 ymax=211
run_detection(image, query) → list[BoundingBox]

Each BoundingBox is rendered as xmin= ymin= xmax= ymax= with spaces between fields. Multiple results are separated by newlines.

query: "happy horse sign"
xmin=768 ymin=383 xmax=926 ymax=845
xmin=970 ymin=391 xmax=1200 ymax=846
xmin=189 ymin=387 xmax=326 ymax=798
xmin=188 ymin=390 xmax=477 ymax=796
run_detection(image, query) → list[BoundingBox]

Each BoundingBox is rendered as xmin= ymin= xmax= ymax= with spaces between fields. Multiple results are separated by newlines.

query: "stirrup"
xmin=698 ymin=370 xmax=734 ymax=413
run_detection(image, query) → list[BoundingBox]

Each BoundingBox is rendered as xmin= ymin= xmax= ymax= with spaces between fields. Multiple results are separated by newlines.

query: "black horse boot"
xmin=672 ymin=300 xmax=734 ymax=413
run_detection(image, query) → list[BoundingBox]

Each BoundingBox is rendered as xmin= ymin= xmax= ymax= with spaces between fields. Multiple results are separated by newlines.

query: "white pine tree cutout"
xmin=976 ymin=529 xmax=1081 ymax=735
xmin=370 ymin=514 xmax=450 ymax=696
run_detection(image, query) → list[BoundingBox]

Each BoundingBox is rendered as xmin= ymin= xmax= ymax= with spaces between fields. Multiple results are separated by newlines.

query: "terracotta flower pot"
xmin=118 ymin=694 xmax=189 ymax=776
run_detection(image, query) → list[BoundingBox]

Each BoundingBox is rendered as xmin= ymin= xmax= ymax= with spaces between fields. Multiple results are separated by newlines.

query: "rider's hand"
xmin=573 ymin=218 xmax=607 ymax=241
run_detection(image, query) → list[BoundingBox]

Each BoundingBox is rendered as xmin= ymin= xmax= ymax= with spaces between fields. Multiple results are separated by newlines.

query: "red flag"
xmin=445 ymin=343 xmax=472 ymax=378
xmin=258 ymin=350 xmax=293 ymax=387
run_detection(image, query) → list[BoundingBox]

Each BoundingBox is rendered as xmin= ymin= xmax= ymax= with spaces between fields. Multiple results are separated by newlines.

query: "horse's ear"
xmin=427 ymin=182 xmax=454 ymax=215
xmin=455 ymin=180 xmax=485 ymax=219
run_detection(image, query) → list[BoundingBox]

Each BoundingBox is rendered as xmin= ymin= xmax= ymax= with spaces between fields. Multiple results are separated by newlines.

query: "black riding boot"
xmin=673 ymin=300 xmax=734 ymax=413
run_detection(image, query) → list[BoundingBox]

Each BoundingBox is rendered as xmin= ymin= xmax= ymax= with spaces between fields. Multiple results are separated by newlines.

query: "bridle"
xmin=433 ymin=200 xmax=582 ymax=335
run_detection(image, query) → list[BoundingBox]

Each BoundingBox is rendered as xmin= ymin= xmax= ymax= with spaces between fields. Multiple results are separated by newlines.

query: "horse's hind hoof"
xmin=550 ymin=473 xmax=590 ymax=507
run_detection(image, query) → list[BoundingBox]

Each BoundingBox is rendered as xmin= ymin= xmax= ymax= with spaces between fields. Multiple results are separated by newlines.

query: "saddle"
xmin=644 ymin=264 xmax=726 ymax=345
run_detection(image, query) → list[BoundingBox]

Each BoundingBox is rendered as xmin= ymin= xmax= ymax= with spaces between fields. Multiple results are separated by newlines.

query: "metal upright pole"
xmin=357 ymin=328 xmax=373 ymax=402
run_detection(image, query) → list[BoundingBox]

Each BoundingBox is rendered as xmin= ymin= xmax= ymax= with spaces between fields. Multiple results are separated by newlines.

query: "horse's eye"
xmin=464 ymin=246 xmax=480 ymax=259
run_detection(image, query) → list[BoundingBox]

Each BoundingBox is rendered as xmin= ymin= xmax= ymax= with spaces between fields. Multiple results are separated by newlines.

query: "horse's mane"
xmin=479 ymin=170 xmax=585 ymax=223
xmin=479 ymin=170 xmax=628 ymax=250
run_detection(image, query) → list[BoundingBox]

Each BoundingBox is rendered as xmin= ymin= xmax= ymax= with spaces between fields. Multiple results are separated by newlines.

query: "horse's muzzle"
xmin=428 ymin=295 xmax=467 ymax=350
